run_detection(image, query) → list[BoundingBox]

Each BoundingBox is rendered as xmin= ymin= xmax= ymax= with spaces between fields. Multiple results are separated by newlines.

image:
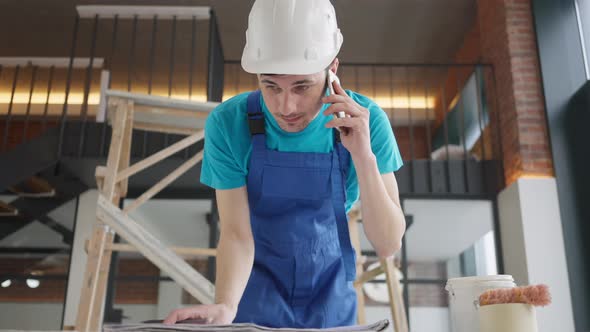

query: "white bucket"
xmin=445 ymin=275 xmax=516 ymax=332
xmin=479 ymin=303 xmax=538 ymax=332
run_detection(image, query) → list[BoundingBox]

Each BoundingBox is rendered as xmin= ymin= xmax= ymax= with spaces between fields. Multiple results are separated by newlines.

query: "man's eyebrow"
xmin=260 ymin=79 xmax=278 ymax=85
xmin=260 ymin=79 xmax=315 ymax=86
xmin=292 ymin=79 xmax=314 ymax=85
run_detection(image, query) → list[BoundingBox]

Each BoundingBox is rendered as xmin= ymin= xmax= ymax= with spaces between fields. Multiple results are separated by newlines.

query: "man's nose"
xmin=279 ymin=93 xmax=298 ymax=116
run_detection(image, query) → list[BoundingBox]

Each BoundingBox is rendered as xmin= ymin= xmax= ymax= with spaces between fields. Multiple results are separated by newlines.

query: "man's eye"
xmin=295 ymin=86 xmax=310 ymax=93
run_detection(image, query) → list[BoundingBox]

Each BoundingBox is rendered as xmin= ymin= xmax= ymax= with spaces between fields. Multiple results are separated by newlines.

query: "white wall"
xmin=0 ymin=303 xmax=158 ymax=329
xmin=498 ymin=178 xmax=575 ymax=332
xmin=124 ymin=198 xmax=211 ymax=248
xmin=63 ymin=189 xmax=99 ymax=327
xmin=0 ymin=303 xmax=64 ymax=330
xmin=356 ymin=198 xmax=495 ymax=263
xmin=402 ymin=199 xmax=495 ymax=262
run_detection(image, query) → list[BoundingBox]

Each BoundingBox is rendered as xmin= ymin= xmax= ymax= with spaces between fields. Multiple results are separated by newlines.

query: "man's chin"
xmin=280 ymin=125 xmax=304 ymax=133
xmin=279 ymin=122 xmax=307 ymax=133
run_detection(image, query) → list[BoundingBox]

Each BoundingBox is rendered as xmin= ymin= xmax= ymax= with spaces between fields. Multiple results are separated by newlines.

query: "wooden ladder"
xmin=75 ymin=90 xmax=219 ymax=332
xmin=348 ymin=208 xmax=409 ymax=332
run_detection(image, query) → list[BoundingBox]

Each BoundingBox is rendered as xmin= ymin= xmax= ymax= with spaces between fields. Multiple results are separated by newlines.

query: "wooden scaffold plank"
xmin=76 ymin=100 xmax=133 ymax=332
xmin=97 ymin=195 xmax=215 ymax=304
xmin=76 ymin=89 xmax=217 ymax=331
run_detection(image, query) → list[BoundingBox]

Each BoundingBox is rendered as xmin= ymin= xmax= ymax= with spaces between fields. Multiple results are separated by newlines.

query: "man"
xmin=165 ymin=0 xmax=406 ymax=328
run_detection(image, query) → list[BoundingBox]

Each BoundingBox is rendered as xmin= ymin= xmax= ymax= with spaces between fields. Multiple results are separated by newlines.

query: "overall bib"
xmin=233 ymin=91 xmax=357 ymax=328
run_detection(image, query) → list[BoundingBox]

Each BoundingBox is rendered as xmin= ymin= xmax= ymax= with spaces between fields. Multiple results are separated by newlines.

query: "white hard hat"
xmin=241 ymin=0 xmax=343 ymax=75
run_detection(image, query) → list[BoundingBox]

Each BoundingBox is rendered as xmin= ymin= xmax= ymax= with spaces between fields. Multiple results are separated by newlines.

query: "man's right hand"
xmin=163 ymin=303 xmax=237 ymax=325
xmin=163 ymin=187 xmax=253 ymax=326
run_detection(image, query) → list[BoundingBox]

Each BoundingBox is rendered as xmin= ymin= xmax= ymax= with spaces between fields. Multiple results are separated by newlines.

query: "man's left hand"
xmin=323 ymin=80 xmax=374 ymax=162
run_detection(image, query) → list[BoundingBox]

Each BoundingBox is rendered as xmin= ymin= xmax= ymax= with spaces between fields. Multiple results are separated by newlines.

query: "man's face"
xmin=258 ymin=70 xmax=328 ymax=132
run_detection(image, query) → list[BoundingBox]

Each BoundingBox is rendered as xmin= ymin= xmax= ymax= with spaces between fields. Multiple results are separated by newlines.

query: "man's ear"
xmin=330 ymin=58 xmax=340 ymax=76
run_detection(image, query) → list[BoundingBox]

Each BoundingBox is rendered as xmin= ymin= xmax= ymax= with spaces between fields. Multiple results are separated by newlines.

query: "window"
xmin=576 ymin=0 xmax=590 ymax=79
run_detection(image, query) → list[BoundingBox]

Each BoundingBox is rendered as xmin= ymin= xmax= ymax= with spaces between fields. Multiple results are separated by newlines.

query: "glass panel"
xmin=577 ymin=0 xmax=590 ymax=79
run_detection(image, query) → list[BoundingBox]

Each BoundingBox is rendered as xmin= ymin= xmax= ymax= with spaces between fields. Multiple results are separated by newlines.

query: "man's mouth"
xmin=282 ymin=115 xmax=302 ymax=124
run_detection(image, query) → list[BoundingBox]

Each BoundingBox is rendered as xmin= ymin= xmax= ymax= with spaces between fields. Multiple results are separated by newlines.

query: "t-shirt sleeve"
xmin=368 ymin=102 xmax=404 ymax=173
xmin=200 ymin=112 xmax=248 ymax=189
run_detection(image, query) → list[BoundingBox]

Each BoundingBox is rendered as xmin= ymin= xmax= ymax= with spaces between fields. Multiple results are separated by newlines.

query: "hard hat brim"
xmin=241 ymin=51 xmax=338 ymax=76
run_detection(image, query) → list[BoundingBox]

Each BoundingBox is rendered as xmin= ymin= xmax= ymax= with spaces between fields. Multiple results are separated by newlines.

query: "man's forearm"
xmin=353 ymin=153 xmax=405 ymax=257
xmin=214 ymin=231 xmax=255 ymax=312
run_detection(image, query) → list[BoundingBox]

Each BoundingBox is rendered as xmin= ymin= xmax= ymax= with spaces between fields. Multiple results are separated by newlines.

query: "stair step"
xmin=8 ymin=176 xmax=56 ymax=198
xmin=0 ymin=168 xmax=88 ymax=241
xmin=0 ymin=201 xmax=18 ymax=217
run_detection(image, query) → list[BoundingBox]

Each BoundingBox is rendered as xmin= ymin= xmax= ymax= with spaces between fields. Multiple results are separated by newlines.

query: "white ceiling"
xmin=209 ymin=0 xmax=478 ymax=64
xmin=66 ymin=0 xmax=477 ymax=64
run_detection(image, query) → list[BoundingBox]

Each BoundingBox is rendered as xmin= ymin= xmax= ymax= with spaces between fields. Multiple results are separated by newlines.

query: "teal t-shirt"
xmin=200 ymin=90 xmax=403 ymax=212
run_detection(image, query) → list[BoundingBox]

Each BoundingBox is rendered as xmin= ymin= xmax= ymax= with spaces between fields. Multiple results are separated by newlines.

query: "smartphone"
xmin=327 ymin=71 xmax=346 ymax=119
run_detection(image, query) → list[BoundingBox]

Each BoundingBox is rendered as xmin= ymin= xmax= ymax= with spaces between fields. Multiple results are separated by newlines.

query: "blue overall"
xmin=233 ymin=91 xmax=357 ymax=328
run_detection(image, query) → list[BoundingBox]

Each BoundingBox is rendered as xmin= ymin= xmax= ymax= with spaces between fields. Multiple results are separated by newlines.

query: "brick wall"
xmin=0 ymin=257 xmax=67 ymax=302
xmin=393 ymin=126 xmax=431 ymax=160
xmin=0 ymin=257 xmax=209 ymax=304
xmin=113 ymin=258 xmax=160 ymax=304
xmin=475 ymin=0 xmax=553 ymax=185
xmin=435 ymin=0 xmax=554 ymax=186
xmin=0 ymin=120 xmax=59 ymax=151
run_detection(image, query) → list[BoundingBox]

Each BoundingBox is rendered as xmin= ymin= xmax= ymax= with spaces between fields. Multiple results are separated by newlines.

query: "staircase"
xmin=0 ymin=127 xmax=60 ymax=193
xmin=0 ymin=140 xmax=88 ymax=241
